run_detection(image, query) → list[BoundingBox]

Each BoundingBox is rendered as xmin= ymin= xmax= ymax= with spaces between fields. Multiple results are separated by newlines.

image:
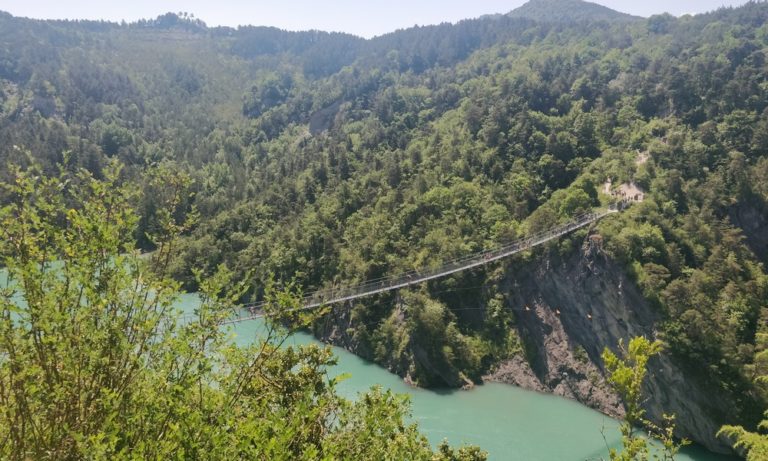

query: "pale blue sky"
xmin=0 ymin=0 xmax=753 ymax=38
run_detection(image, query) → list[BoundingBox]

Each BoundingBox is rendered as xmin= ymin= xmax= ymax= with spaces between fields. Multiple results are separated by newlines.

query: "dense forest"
xmin=1 ymin=0 xmax=768 ymax=455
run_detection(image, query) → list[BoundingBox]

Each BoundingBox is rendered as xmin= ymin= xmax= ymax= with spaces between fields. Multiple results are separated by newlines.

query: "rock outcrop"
xmin=729 ymin=198 xmax=768 ymax=263
xmin=485 ymin=232 xmax=736 ymax=454
xmin=315 ymin=230 xmax=738 ymax=453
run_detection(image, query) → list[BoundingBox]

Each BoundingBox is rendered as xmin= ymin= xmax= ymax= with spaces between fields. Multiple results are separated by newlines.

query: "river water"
xmin=0 ymin=266 xmax=739 ymax=460
xmin=173 ymin=294 xmax=737 ymax=461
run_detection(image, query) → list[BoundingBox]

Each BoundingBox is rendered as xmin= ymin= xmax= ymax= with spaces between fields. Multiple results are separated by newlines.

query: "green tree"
xmin=718 ymin=352 xmax=768 ymax=461
xmin=0 ymin=161 xmax=485 ymax=460
xmin=602 ymin=337 xmax=688 ymax=461
xmin=718 ymin=413 xmax=768 ymax=461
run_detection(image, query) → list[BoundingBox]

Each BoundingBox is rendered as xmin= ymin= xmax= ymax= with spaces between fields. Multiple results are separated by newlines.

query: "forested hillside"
xmin=1 ymin=0 xmax=768 ymax=452
xmin=507 ymin=0 xmax=640 ymax=22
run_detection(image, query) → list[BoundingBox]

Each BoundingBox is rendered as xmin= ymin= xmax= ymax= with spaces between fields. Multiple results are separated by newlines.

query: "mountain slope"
xmin=508 ymin=0 xmax=641 ymax=22
xmin=1 ymin=3 xmax=768 ymax=455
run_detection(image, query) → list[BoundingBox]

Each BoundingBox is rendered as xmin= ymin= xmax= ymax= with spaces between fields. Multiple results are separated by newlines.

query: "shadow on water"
xmin=426 ymin=387 xmax=462 ymax=397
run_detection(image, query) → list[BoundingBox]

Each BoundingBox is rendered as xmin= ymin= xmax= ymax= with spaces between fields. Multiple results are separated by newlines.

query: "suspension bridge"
xmin=222 ymin=202 xmax=625 ymax=324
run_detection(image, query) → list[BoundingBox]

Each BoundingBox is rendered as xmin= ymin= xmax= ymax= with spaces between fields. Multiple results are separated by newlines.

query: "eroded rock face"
xmin=729 ymin=199 xmax=768 ymax=262
xmin=486 ymin=233 xmax=735 ymax=454
xmin=315 ymin=232 xmax=738 ymax=453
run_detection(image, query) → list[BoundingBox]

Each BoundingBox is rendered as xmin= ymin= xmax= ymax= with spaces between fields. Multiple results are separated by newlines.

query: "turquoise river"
xmin=177 ymin=294 xmax=737 ymax=461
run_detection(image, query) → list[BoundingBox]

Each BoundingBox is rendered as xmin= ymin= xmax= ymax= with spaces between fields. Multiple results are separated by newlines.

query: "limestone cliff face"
xmin=485 ymin=234 xmax=735 ymax=454
xmin=315 ymin=233 xmax=737 ymax=453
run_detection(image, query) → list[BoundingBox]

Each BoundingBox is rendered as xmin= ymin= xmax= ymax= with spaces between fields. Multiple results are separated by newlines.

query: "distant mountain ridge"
xmin=507 ymin=0 xmax=641 ymax=22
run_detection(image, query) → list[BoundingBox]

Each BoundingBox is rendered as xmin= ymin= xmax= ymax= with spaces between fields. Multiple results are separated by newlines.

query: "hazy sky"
xmin=0 ymin=0 xmax=754 ymax=38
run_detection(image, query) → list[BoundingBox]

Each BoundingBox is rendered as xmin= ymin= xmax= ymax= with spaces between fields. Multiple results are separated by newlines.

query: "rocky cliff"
xmin=485 ymin=232 xmax=735 ymax=453
xmin=729 ymin=198 xmax=768 ymax=263
xmin=316 ymin=230 xmax=737 ymax=453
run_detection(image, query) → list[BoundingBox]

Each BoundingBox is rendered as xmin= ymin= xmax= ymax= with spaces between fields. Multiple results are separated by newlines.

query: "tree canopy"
xmin=0 ymin=161 xmax=485 ymax=460
xmin=1 ymin=1 xmax=768 ymax=452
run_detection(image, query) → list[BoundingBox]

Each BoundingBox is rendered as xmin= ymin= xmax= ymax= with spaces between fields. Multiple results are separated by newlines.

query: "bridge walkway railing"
xmin=225 ymin=204 xmax=622 ymax=323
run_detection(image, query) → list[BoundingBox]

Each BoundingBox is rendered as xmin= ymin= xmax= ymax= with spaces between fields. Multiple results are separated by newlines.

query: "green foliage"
xmin=718 ymin=337 xmax=768 ymax=461
xmin=718 ymin=411 xmax=768 ymax=461
xmin=508 ymin=0 xmax=639 ymax=23
xmin=405 ymin=292 xmax=486 ymax=386
xmin=0 ymin=163 xmax=484 ymax=460
xmin=604 ymin=338 xmax=664 ymax=426
xmin=602 ymin=337 xmax=688 ymax=461
xmin=2 ymin=0 xmax=768 ymax=442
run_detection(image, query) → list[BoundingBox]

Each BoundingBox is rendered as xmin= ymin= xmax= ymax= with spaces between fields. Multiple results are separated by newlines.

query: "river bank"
xmin=173 ymin=293 xmax=737 ymax=461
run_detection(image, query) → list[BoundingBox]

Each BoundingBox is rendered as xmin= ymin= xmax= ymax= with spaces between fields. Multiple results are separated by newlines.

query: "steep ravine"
xmin=316 ymin=232 xmax=737 ymax=454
